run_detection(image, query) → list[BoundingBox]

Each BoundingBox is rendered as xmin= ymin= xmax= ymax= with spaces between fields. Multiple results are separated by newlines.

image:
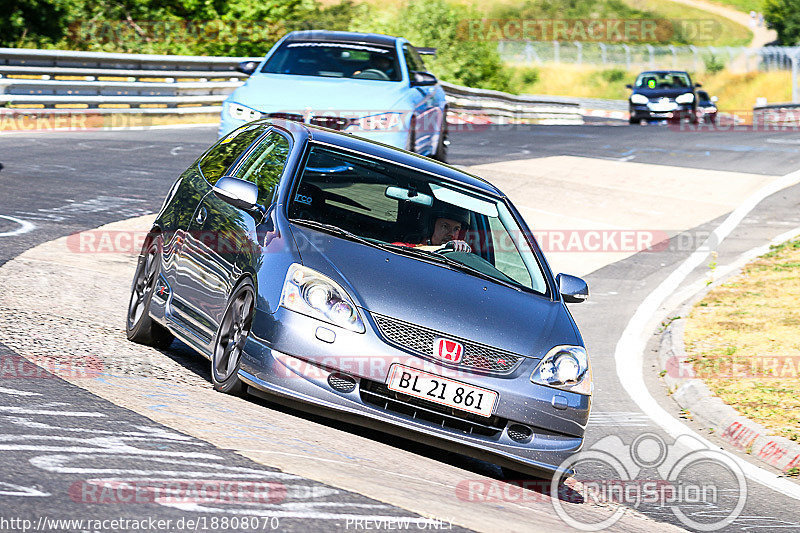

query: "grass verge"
xmin=684 ymin=236 xmax=800 ymax=442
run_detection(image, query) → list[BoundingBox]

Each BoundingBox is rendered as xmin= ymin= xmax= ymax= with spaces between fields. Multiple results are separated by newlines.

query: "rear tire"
xmin=126 ymin=235 xmax=174 ymax=349
xmin=211 ymin=279 xmax=255 ymax=395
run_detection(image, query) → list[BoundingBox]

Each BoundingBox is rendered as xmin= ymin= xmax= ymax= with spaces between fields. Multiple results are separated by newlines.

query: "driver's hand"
xmin=437 ymin=240 xmax=471 ymax=253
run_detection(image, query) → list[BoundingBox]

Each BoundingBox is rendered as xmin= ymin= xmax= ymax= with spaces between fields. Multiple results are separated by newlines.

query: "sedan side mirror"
xmin=625 ymin=84 xmax=633 ymax=89
xmin=213 ymin=176 xmax=265 ymax=218
xmin=556 ymin=273 xmax=588 ymax=303
xmin=410 ymin=71 xmax=437 ymax=87
xmin=237 ymin=60 xmax=259 ymax=75
xmin=694 ymin=82 xmax=703 ymax=87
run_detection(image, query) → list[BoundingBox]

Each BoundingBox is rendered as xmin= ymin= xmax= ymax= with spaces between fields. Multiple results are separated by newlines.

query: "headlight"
xmin=346 ymin=112 xmax=404 ymax=131
xmin=279 ymin=264 xmax=365 ymax=333
xmin=630 ymin=94 xmax=648 ymax=105
xmin=531 ymin=346 xmax=592 ymax=395
xmin=675 ymin=92 xmax=694 ymax=104
xmin=227 ymin=102 xmax=263 ymax=122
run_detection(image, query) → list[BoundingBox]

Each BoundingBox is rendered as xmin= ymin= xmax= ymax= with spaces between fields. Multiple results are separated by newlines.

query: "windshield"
xmin=635 ymin=72 xmax=692 ymax=90
xmin=262 ymin=41 xmax=402 ymax=82
xmin=288 ymin=145 xmax=548 ymax=293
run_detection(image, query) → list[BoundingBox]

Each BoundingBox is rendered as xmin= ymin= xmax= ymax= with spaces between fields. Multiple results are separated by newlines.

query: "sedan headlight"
xmin=531 ymin=346 xmax=592 ymax=395
xmin=675 ymin=92 xmax=695 ymax=104
xmin=346 ymin=112 xmax=404 ymax=131
xmin=279 ymin=264 xmax=365 ymax=333
xmin=630 ymin=94 xmax=648 ymax=105
xmin=227 ymin=102 xmax=263 ymax=122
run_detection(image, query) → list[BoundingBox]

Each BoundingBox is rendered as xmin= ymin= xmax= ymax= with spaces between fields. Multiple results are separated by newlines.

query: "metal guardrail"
xmin=0 ymin=47 xmax=583 ymax=124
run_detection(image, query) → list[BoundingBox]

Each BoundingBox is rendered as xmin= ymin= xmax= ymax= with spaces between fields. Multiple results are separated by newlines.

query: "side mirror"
xmin=237 ymin=60 xmax=259 ymax=75
xmin=410 ymin=71 xmax=437 ymax=87
xmin=213 ymin=176 xmax=264 ymax=217
xmin=625 ymin=84 xmax=633 ymax=89
xmin=710 ymin=95 xmax=718 ymax=103
xmin=556 ymin=273 xmax=588 ymax=303
xmin=694 ymin=82 xmax=703 ymax=87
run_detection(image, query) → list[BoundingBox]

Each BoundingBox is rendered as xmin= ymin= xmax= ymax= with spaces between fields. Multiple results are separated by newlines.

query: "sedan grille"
xmin=371 ymin=313 xmax=524 ymax=374
xmin=266 ymin=113 xmax=352 ymax=131
xmin=359 ymin=379 xmax=507 ymax=437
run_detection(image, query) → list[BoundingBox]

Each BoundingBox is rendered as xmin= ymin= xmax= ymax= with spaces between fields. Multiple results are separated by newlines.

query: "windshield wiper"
xmin=291 ymin=219 xmax=380 ymax=249
xmin=435 ymin=253 xmax=522 ymax=291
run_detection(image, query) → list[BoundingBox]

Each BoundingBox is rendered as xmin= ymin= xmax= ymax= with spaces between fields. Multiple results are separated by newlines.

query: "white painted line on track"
xmin=615 ymin=166 xmax=800 ymax=500
xmin=0 ymin=386 xmax=41 ymax=396
xmin=0 ymin=214 xmax=35 ymax=237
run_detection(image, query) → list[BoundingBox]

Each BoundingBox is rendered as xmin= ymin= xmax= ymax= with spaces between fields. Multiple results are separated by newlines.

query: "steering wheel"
xmin=352 ymin=69 xmax=390 ymax=81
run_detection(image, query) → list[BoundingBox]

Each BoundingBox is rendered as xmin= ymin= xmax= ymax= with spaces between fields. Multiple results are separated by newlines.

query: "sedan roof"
xmin=283 ymin=30 xmax=400 ymax=48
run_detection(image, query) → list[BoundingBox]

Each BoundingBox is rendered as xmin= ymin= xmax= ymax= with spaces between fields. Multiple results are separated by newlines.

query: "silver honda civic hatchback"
xmin=126 ymin=119 xmax=592 ymax=478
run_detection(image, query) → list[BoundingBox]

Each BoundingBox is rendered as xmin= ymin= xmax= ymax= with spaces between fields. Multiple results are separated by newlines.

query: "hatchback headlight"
xmin=531 ymin=346 xmax=592 ymax=395
xmin=630 ymin=94 xmax=648 ymax=105
xmin=279 ymin=264 xmax=365 ymax=333
xmin=675 ymin=92 xmax=694 ymax=104
xmin=227 ymin=102 xmax=263 ymax=122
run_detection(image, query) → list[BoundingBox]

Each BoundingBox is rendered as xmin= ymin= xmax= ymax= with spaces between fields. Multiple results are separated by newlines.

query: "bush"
xmin=704 ymin=53 xmax=726 ymax=74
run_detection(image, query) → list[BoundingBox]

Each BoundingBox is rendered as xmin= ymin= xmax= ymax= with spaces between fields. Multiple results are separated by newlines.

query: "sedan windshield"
xmin=635 ymin=72 xmax=692 ymax=89
xmin=262 ymin=42 xmax=402 ymax=82
xmin=288 ymin=145 xmax=548 ymax=293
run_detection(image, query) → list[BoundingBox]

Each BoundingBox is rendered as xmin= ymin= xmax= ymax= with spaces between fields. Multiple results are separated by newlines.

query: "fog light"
xmin=327 ymin=373 xmax=356 ymax=393
xmin=507 ymin=424 xmax=533 ymax=443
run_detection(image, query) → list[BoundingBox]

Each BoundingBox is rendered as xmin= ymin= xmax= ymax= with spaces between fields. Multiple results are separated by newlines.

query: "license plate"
xmin=386 ymin=364 xmax=498 ymax=418
xmin=648 ymin=103 xmax=677 ymax=112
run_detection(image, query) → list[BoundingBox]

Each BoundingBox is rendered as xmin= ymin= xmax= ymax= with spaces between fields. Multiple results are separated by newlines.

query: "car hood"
xmin=290 ymin=225 xmax=580 ymax=359
xmin=633 ymin=87 xmax=694 ymax=99
xmin=231 ymin=74 xmax=409 ymax=114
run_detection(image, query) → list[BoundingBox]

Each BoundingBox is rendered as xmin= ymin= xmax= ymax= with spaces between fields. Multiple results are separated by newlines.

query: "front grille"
xmin=268 ymin=112 xmax=304 ymax=123
xmin=266 ymin=113 xmax=352 ymax=131
xmin=359 ymin=379 xmax=506 ymax=437
xmin=310 ymin=116 xmax=352 ymax=131
xmin=371 ymin=313 xmax=524 ymax=374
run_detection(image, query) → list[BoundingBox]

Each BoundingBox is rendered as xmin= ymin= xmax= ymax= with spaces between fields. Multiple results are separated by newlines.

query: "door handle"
xmin=196 ymin=206 xmax=207 ymax=224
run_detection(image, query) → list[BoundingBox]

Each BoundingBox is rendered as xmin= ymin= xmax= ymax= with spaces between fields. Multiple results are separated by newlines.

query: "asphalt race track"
xmin=1 ymin=123 xmax=800 ymax=532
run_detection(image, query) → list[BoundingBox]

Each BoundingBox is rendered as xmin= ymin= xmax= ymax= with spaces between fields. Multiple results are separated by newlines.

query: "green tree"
xmin=0 ymin=0 xmax=82 ymax=47
xmin=764 ymin=0 xmax=800 ymax=45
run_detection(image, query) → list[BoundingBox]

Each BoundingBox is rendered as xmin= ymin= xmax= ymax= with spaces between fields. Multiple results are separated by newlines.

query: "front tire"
xmin=432 ymin=116 xmax=449 ymax=163
xmin=126 ymin=235 xmax=174 ymax=348
xmin=211 ymin=279 xmax=255 ymax=395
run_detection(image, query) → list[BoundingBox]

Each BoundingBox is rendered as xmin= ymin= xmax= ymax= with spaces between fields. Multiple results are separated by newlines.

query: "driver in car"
xmin=394 ymin=205 xmax=472 ymax=253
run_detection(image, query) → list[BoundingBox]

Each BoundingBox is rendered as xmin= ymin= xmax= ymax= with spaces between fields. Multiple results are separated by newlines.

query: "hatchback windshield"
xmin=262 ymin=41 xmax=402 ymax=82
xmin=635 ymin=72 xmax=692 ymax=89
xmin=288 ymin=145 xmax=548 ymax=293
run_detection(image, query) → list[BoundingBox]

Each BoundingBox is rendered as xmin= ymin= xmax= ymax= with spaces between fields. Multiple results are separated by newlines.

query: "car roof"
xmin=283 ymin=30 xmax=401 ymax=48
xmin=637 ymin=70 xmax=691 ymax=75
xmin=267 ymin=119 xmax=503 ymax=196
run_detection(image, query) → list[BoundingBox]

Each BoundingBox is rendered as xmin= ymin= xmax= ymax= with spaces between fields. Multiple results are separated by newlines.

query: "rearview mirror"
xmin=556 ymin=273 xmax=588 ymax=303
xmin=385 ymin=186 xmax=433 ymax=206
xmin=213 ymin=176 xmax=263 ymax=216
xmin=237 ymin=60 xmax=259 ymax=75
xmin=410 ymin=71 xmax=437 ymax=87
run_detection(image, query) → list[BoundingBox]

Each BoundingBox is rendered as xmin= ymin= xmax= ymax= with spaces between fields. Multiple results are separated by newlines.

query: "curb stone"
xmin=658 ymin=286 xmax=800 ymax=477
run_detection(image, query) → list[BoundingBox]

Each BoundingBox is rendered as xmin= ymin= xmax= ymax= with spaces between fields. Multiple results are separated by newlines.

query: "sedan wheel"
xmin=126 ymin=236 xmax=174 ymax=348
xmin=212 ymin=280 xmax=255 ymax=395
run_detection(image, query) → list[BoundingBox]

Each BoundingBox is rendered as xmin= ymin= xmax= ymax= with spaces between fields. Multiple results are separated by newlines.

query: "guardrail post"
xmin=574 ymin=42 xmax=582 ymax=66
xmin=525 ymin=42 xmax=533 ymax=63
xmin=792 ymin=51 xmax=800 ymax=102
xmin=668 ymin=45 xmax=676 ymax=69
xmin=623 ymin=44 xmax=631 ymax=70
xmin=599 ymin=43 xmax=607 ymax=65
xmin=647 ymin=44 xmax=655 ymax=69
xmin=689 ymin=45 xmax=698 ymax=71
xmin=553 ymin=41 xmax=560 ymax=64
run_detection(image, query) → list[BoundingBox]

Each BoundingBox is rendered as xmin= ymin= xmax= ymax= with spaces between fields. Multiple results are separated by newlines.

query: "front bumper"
xmin=238 ymin=307 xmax=590 ymax=477
xmin=629 ymin=104 xmax=695 ymax=122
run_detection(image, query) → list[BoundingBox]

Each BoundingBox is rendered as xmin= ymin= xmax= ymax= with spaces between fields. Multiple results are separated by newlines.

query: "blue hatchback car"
xmin=127 ymin=119 xmax=592 ymax=479
xmin=220 ymin=30 xmax=449 ymax=161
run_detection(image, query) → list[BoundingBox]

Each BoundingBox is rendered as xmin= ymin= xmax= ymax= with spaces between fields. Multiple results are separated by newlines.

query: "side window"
xmin=230 ymin=131 xmax=291 ymax=205
xmin=197 ymin=124 xmax=266 ymax=185
xmin=402 ymin=44 xmax=425 ymax=73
